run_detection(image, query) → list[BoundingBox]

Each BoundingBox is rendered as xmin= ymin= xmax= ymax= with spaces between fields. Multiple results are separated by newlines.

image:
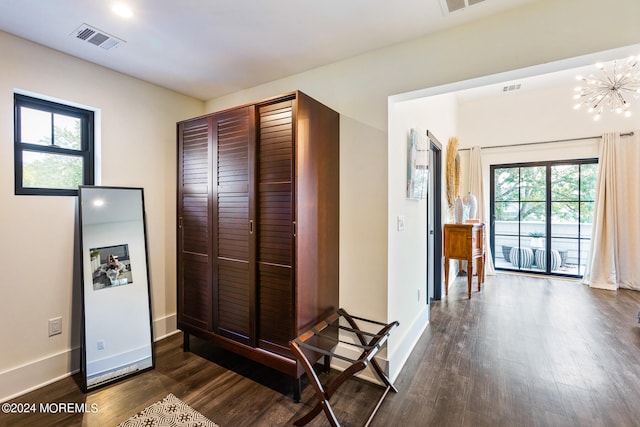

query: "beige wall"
xmin=0 ymin=31 xmax=204 ymax=401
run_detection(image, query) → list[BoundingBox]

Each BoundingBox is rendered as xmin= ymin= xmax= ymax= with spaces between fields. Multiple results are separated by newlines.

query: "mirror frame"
xmin=78 ymin=185 xmax=155 ymax=392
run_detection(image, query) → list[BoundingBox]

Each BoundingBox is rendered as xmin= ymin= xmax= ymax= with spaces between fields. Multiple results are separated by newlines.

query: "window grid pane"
xmin=551 ymin=164 xmax=579 ymax=201
xmin=53 ymin=114 xmax=82 ymax=150
xmin=22 ymin=151 xmax=84 ymax=190
xmin=20 ymin=107 xmax=52 ymax=145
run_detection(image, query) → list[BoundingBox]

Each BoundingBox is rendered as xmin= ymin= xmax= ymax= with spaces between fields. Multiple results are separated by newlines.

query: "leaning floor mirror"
xmin=78 ymin=186 xmax=154 ymax=391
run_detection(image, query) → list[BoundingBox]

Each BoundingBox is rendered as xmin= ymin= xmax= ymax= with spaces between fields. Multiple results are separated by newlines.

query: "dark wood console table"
xmin=289 ymin=308 xmax=399 ymax=427
xmin=444 ymin=223 xmax=485 ymax=299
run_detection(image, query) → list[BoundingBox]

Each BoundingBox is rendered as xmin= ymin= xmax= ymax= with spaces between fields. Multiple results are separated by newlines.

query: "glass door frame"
xmin=490 ymin=158 xmax=598 ymax=278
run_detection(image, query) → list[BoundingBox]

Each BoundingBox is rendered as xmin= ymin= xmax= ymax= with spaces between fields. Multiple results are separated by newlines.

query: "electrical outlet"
xmin=97 ymin=340 xmax=105 ymax=350
xmin=48 ymin=317 xmax=62 ymax=337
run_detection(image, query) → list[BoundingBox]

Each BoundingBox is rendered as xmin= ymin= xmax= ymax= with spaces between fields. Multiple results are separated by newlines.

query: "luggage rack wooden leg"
xmin=290 ymin=308 xmax=399 ymax=426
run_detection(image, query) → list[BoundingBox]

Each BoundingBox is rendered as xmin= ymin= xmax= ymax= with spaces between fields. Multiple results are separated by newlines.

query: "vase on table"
xmin=463 ymin=192 xmax=477 ymax=220
xmin=454 ymin=195 xmax=464 ymax=224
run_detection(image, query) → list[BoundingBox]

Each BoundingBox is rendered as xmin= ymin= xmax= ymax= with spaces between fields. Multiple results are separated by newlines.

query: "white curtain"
xmin=469 ymin=146 xmax=495 ymax=275
xmin=583 ymin=131 xmax=640 ymax=290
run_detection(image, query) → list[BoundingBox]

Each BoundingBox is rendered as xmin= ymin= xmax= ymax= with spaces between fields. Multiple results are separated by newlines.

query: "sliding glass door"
xmin=491 ymin=159 xmax=597 ymax=277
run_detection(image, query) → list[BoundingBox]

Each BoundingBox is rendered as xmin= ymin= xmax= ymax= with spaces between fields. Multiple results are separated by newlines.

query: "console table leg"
xmin=444 ymin=257 xmax=450 ymax=296
xmin=467 ymin=258 xmax=473 ymax=299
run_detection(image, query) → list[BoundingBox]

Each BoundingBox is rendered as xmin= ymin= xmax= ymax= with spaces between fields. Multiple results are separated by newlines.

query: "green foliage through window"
xmin=493 ymin=163 xmax=597 ymax=223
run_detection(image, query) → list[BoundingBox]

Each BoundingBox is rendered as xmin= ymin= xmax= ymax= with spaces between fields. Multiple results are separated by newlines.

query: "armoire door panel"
xmin=257 ymin=99 xmax=294 ymax=351
xmin=258 ymin=262 xmax=293 ymax=352
xmin=217 ymin=258 xmax=250 ymax=344
xmin=212 ymin=106 xmax=255 ymax=343
xmin=181 ymin=195 xmax=209 ymax=254
xmin=258 ymin=188 xmax=293 ymax=266
xmin=178 ymin=117 xmax=213 ymax=331
xmin=180 ymin=120 xmax=209 ymax=187
xmin=181 ymin=254 xmax=211 ymax=330
xmin=217 ymin=192 xmax=250 ymax=260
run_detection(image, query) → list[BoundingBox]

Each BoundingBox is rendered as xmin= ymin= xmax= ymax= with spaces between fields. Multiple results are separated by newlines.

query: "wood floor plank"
xmin=3 ymin=273 xmax=640 ymax=426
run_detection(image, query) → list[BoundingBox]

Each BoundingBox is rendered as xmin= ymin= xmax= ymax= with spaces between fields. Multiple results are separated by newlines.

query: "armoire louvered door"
xmin=213 ymin=106 xmax=255 ymax=345
xmin=177 ymin=117 xmax=213 ymax=331
xmin=256 ymin=100 xmax=295 ymax=355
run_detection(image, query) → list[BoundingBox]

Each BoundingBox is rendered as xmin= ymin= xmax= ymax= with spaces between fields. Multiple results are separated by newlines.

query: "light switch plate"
xmin=397 ymin=215 xmax=405 ymax=231
xmin=48 ymin=317 xmax=62 ymax=337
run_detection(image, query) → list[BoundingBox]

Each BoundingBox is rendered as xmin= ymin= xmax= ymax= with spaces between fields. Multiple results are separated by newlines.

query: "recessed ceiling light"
xmin=112 ymin=3 xmax=133 ymax=19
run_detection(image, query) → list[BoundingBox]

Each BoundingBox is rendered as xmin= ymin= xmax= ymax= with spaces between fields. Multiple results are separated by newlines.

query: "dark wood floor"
xmin=3 ymin=273 xmax=640 ymax=427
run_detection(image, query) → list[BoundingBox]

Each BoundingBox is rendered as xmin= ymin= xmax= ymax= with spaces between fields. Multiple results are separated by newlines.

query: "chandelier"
xmin=573 ymin=57 xmax=640 ymax=121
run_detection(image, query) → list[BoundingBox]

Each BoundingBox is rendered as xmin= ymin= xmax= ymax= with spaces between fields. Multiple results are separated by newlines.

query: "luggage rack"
xmin=290 ymin=308 xmax=399 ymax=426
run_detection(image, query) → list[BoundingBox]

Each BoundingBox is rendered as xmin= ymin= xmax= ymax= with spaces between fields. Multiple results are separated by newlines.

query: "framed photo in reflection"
xmin=89 ymin=243 xmax=133 ymax=291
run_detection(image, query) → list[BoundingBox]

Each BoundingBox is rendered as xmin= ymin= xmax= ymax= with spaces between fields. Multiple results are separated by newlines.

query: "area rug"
xmin=117 ymin=393 xmax=218 ymax=427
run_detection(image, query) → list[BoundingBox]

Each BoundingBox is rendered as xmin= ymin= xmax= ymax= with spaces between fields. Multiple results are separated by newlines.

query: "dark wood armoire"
xmin=176 ymin=91 xmax=339 ymax=400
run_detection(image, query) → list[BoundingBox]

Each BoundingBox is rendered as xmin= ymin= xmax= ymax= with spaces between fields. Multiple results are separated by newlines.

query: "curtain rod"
xmin=457 ymin=131 xmax=634 ymax=151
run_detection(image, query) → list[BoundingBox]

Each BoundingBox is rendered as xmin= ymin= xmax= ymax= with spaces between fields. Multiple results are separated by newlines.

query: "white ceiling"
xmin=0 ymin=0 xmax=537 ymax=101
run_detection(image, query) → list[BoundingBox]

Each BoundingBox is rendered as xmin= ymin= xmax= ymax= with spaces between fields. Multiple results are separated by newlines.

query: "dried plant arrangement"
xmin=446 ymin=136 xmax=460 ymax=209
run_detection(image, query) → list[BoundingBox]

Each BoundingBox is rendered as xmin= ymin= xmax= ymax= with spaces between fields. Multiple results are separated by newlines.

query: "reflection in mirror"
xmin=78 ymin=186 xmax=154 ymax=391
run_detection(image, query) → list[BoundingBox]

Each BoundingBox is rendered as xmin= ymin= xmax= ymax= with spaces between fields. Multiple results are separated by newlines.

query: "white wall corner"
xmin=328 ymin=343 xmax=388 ymax=386
xmin=153 ymin=313 xmax=178 ymax=341
xmin=328 ymin=305 xmax=429 ymax=386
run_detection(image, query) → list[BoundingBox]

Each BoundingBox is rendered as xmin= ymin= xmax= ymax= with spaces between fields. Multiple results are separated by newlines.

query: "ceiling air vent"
xmin=503 ymin=84 xmax=522 ymax=92
xmin=70 ymin=24 xmax=125 ymax=50
xmin=440 ymin=0 xmax=486 ymax=14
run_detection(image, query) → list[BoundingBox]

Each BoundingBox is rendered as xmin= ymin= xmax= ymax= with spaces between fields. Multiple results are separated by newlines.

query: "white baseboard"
xmin=0 ymin=347 xmax=80 ymax=403
xmin=327 ymin=307 xmax=429 ymax=386
xmin=387 ymin=305 xmax=429 ymax=382
xmin=0 ymin=313 xmax=179 ymax=403
xmin=153 ymin=313 xmax=178 ymax=341
xmin=328 ymin=343 xmax=388 ymax=386
xmin=0 ymin=310 xmax=428 ymax=402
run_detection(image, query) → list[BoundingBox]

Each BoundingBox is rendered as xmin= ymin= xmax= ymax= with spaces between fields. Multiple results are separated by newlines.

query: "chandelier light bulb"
xmin=625 ymin=110 xmax=632 ymax=117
